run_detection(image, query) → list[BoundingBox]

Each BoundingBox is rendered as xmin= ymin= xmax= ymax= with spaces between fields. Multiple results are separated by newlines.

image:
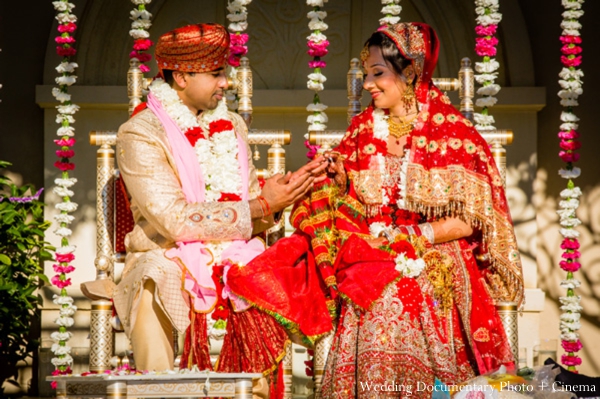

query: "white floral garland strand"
xmin=306 ymin=0 xmax=329 ymax=132
xmin=149 ymin=79 xmax=242 ymax=202
xmin=380 ymin=0 xmax=401 ymax=27
xmin=129 ymin=0 xmax=152 ymax=40
xmin=50 ymin=0 xmax=79 ymax=374
xmin=225 ymin=0 xmax=252 ymax=111
xmin=473 ymin=0 xmax=502 ymax=132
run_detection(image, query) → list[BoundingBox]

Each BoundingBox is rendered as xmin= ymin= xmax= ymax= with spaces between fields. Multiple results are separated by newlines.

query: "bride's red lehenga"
xmin=228 ymin=22 xmax=523 ymax=399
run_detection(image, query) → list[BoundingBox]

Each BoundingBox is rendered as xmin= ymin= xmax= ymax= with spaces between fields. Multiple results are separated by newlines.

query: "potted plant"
xmin=0 ymin=160 xmax=53 ymax=396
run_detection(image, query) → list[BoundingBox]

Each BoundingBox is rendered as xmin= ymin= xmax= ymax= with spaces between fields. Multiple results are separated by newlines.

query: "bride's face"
xmin=362 ymin=46 xmax=408 ymax=115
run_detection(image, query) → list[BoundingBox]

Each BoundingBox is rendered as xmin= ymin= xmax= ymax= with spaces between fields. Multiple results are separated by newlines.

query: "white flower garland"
xmin=395 ymin=253 xmax=426 ymax=278
xmin=306 ymin=0 xmax=329 ymax=132
xmin=149 ymin=79 xmax=242 ymax=202
xmin=129 ymin=1 xmax=152 ymax=40
xmin=225 ymin=0 xmax=252 ymax=111
xmin=380 ymin=0 xmax=402 ymax=27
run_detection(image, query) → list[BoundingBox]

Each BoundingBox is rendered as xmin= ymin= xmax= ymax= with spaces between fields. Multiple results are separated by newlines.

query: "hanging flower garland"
xmin=473 ymin=0 xmax=502 ymax=132
xmin=50 ymin=0 xmax=79 ymax=385
xmin=225 ymin=0 xmax=252 ymax=111
xmin=305 ymin=0 xmax=329 ymax=154
xmin=129 ymin=0 xmax=153 ymax=73
xmin=557 ymin=0 xmax=585 ymax=372
xmin=379 ymin=0 xmax=401 ymax=28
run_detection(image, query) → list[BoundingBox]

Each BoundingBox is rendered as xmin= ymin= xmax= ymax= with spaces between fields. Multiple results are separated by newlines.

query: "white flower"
xmin=558 ymin=88 xmax=583 ymax=98
xmin=130 ymin=9 xmax=152 ymax=20
xmin=55 ymin=316 xmax=75 ymax=327
xmin=54 ymin=227 xmax=73 ymax=237
xmin=307 ymin=11 xmax=327 ymax=20
xmin=560 ymin=112 xmax=580 ymax=122
xmin=55 ymin=245 xmax=77 ymax=255
xmin=560 ymin=99 xmax=579 ymax=107
xmin=560 ymin=122 xmax=579 ymax=131
xmin=227 ymin=12 xmax=248 ymax=22
xmin=560 ymin=278 xmax=581 ymax=289
xmin=51 ymin=331 xmax=73 ymax=342
xmin=53 ymin=186 xmax=74 ymax=197
xmin=54 ymin=213 xmax=75 ymax=225
xmin=382 ymin=0 xmax=401 ymax=4
xmin=308 ymin=73 xmax=327 ymax=83
xmin=560 ymin=320 xmax=581 ymax=331
xmin=475 ymin=59 xmax=500 ymax=74
xmin=51 ymin=354 xmax=73 ymax=366
xmin=477 ymin=84 xmax=501 ymax=97
xmin=369 ymin=222 xmax=388 ymax=238
xmin=560 ymin=312 xmax=581 ymax=322
xmin=51 ymin=343 xmax=72 ymax=356
xmin=129 ymin=29 xmax=150 ymax=39
xmin=307 ymin=0 xmax=327 ymax=6
xmin=55 ymin=177 xmax=77 ymax=188
xmin=372 ymin=108 xmax=390 ymax=141
xmin=307 ymin=113 xmax=328 ymax=124
xmin=560 ymin=228 xmax=580 ymax=238
xmin=228 ymin=22 xmax=249 ymax=32
xmin=307 ymin=103 xmax=328 ymax=112
xmin=559 ymin=68 xmax=584 ymax=81
xmin=560 ymin=187 xmax=583 ymax=199
xmin=52 ymin=1 xmax=75 ymax=12
xmin=559 ymin=80 xmax=583 ymax=91
xmin=52 ymin=88 xmax=71 ymax=103
xmin=131 ymin=0 xmax=152 ymax=4
xmin=307 ymin=81 xmax=324 ymax=91
xmin=563 ymin=10 xmax=585 ymax=20
xmin=562 ymin=0 xmax=583 ymax=10
xmin=308 ymin=123 xmax=326 ymax=131
xmin=131 ymin=19 xmax=152 ymax=30
xmin=561 ymin=20 xmax=582 ymax=31
xmin=560 ymin=218 xmax=581 ymax=228
xmin=476 ymin=97 xmax=498 ymax=108
xmin=381 ymin=5 xmax=402 ymax=15
xmin=559 ymin=167 xmax=581 ymax=179
xmin=56 ymin=114 xmax=75 ymax=124
xmin=476 ymin=13 xmax=502 ymax=26
xmin=560 ymin=332 xmax=579 ymax=341
xmin=56 ymin=62 xmax=78 ymax=74
xmin=395 ymin=254 xmax=426 ymax=278
xmin=59 ymin=305 xmax=77 ymax=317
xmin=475 ymin=0 xmax=499 ymax=7
xmin=557 ymin=208 xmax=576 ymax=220
xmin=559 ymin=198 xmax=579 ymax=209
xmin=307 ymin=32 xmax=327 ymax=43
xmin=56 ymin=12 xmax=77 ymax=24
xmin=474 ymin=113 xmax=495 ymax=125
xmin=57 ymin=126 xmax=75 ymax=137
xmin=56 ymin=76 xmax=77 ymax=86
xmin=308 ymin=19 xmax=328 ymax=31
xmin=379 ymin=16 xmax=401 ymax=25
xmin=57 ymin=104 xmax=80 ymax=115
xmin=55 ymin=202 xmax=78 ymax=212
xmin=53 ymin=294 xmax=74 ymax=305
xmin=475 ymin=73 xmax=498 ymax=84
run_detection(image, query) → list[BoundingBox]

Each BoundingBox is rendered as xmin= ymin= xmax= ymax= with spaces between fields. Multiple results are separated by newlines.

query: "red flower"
xmin=56 ymin=253 xmax=75 ymax=263
xmin=209 ymin=120 xmax=234 ymax=137
xmin=218 ymin=193 xmax=242 ymax=202
xmin=133 ymin=39 xmax=153 ymax=51
xmin=561 ymin=44 xmax=582 ymax=55
xmin=58 ymin=23 xmax=77 ymax=33
xmin=54 ymin=161 xmax=75 ymax=171
xmin=559 ymin=151 xmax=580 ymax=163
xmin=562 ymin=250 xmax=581 ymax=259
xmin=53 ymin=264 xmax=76 ymax=274
xmin=55 ymin=138 xmax=76 ymax=147
xmin=559 ymin=260 xmax=581 ymax=272
xmin=185 ymin=127 xmax=204 ymax=146
xmin=56 ymin=149 xmax=75 ymax=158
xmin=51 ymin=275 xmax=72 ymax=288
xmin=309 ymin=60 xmax=327 ymax=69
xmin=561 ymin=55 xmax=582 ymax=68
xmin=258 ymin=177 xmax=266 ymax=189
xmin=560 ymin=35 xmax=582 ymax=45
xmin=561 ymin=354 xmax=582 ymax=366
xmin=230 ymin=33 xmax=249 ymax=46
xmin=307 ymin=40 xmax=330 ymax=58
xmin=562 ymin=339 xmax=583 ymax=353
xmin=475 ymin=24 xmax=498 ymax=36
xmin=56 ymin=46 xmax=77 ymax=57
xmin=561 ymin=238 xmax=580 ymax=250
xmin=558 ymin=130 xmax=580 ymax=140
xmin=55 ymin=36 xmax=76 ymax=44
xmin=475 ymin=37 xmax=499 ymax=57
xmin=129 ymin=51 xmax=152 ymax=63
xmin=139 ymin=64 xmax=150 ymax=73
xmin=211 ymin=304 xmax=229 ymax=321
xmin=390 ymin=240 xmax=416 ymax=259
xmin=560 ymin=140 xmax=581 ymax=151
xmin=230 ymin=45 xmax=248 ymax=56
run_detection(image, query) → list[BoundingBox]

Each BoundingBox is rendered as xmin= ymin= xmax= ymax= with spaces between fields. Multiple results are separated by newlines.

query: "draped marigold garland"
xmin=473 ymin=0 xmax=502 ymax=132
xmin=50 ymin=0 xmax=79 ymax=386
xmin=557 ymin=0 xmax=585 ymax=372
xmin=225 ymin=0 xmax=252 ymax=111
xmin=129 ymin=0 xmax=154 ymax=74
xmin=379 ymin=0 xmax=401 ymax=27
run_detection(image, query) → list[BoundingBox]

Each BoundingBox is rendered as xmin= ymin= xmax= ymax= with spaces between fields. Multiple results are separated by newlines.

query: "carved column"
xmin=496 ymin=302 xmax=519 ymax=364
xmin=237 ymin=57 xmax=253 ymax=128
xmin=313 ymin=331 xmax=335 ymax=399
xmin=282 ymin=342 xmax=293 ymax=399
xmin=458 ymin=58 xmax=475 ymax=122
xmin=89 ymin=300 xmax=114 ymax=372
xmin=127 ymin=57 xmax=144 ymax=116
xmin=234 ymin=379 xmax=253 ymax=399
xmin=347 ymin=58 xmax=363 ymax=124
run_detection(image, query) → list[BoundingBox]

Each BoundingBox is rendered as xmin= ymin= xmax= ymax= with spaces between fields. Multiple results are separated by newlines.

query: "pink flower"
xmin=56 ymin=253 xmax=75 ymax=263
xmin=228 ymin=54 xmax=241 ymax=67
xmin=560 ymin=35 xmax=582 ymax=45
xmin=54 ymin=161 xmax=75 ymax=171
xmin=133 ymin=39 xmax=153 ymax=51
xmin=55 ymin=138 xmax=76 ymax=147
xmin=562 ymin=339 xmax=583 ymax=353
xmin=562 ymin=44 xmax=582 ymax=55
xmin=56 ymin=150 xmax=75 ymax=158
xmin=562 ymin=250 xmax=581 ymax=259
xmin=475 ymin=41 xmax=497 ymax=57
xmin=304 ymin=140 xmax=321 ymax=159
xmin=230 ymin=33 xmax=249 ymax=46
xmin=230 ymin=45 xmax=248 ymax=56
xmin=561 ymin=238 xmax=580 ymax=250
xmin=561 ymin=55 xmax=582 ymax=68
xmin=58 ymin=23 xmax=77 ymax=33
xmin=129 ymin=51 xmax=151 ymax=63
xmin=561 ymin=355 xmax=582 ymax=366
xmin=56 ymin=46 xmax=77 ymax=57
xmin=307 ymin=40 xmax=330 ymax=58
xmin=559 ymin=260 xmax=581 ymax=272
xmin=560 ymin=140 xmax=581 ymax=151
xmin=475 ymin=24 xmax=498 ymax=36
xmin=559 ymin=151 xmax=580 ymax=163
xmin=476 ymin=36 xmax=499 ymax=47
xmin=53 ymin=264 xmax=76 ymax=274
xmin=51 ymin=275 xmax=72 ymax=289
xmin=309 ymin=60 xmax=327 ymax=68
xmin=139 ymin=64 xmax=150 ymax=73
xmin=55 ymin=36 xmax=76 ymax=44
xmin=558 ymin=130 xmax=580 ymax=140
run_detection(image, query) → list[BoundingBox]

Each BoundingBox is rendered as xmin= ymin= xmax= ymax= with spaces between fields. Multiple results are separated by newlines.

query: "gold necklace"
xmin=388 ymin=114 xmax=417 ymax=139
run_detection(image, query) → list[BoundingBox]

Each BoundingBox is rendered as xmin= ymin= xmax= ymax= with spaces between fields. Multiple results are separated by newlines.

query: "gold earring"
xmin=402 ymin=81 xmax=416 ymax=113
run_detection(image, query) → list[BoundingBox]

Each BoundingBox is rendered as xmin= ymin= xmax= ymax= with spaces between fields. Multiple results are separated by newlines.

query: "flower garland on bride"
xmin=556 ymin=0 xmax=585 ymax=372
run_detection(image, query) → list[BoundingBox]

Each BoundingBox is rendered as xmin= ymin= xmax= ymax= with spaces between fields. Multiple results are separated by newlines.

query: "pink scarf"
xmin=148 ymin=92 xmax=259 ymax=313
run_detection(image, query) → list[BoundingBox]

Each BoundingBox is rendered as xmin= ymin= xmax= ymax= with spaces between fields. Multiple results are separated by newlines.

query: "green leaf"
xmin=0 ymin=255 xmax=11 ymax=265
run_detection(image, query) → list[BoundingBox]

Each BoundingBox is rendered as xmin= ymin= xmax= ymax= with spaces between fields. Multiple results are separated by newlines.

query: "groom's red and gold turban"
xmin=155 ymin=23 xmax=230 ymax=75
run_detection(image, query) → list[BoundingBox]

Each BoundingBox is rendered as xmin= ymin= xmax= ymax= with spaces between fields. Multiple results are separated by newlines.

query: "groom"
xmin=111 ymin=23 xmax=326 ymax=372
